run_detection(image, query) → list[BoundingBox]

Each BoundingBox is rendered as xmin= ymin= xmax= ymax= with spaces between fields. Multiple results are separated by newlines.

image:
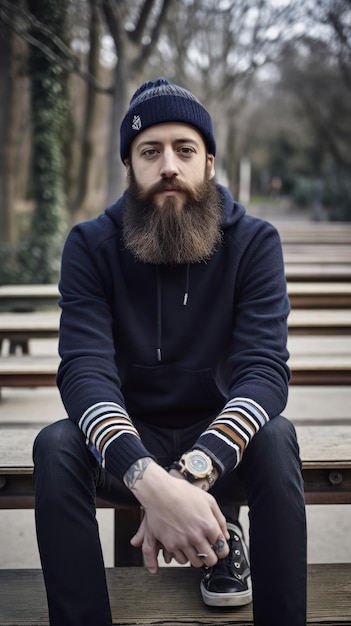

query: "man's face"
xmin=122 ymin=122 xmax=222 ymax=265
xmin=127 ymin=122 xmax=215 ymax=211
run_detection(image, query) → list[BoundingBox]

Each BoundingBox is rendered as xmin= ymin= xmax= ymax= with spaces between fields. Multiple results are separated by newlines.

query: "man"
xmin=33 ymin=77 xmax=307 ymax=626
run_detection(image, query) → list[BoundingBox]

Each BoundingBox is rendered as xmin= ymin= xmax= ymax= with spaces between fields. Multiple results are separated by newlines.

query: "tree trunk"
xmin=0 ymin=23 xmax=23 ymax=246
xmin=73 ymin=2 xmax=110 ymax=220
xmin=26 ymin=0 xmax=69 ymax=283
xmin=106 ymin=60 xmax=131 ymax=204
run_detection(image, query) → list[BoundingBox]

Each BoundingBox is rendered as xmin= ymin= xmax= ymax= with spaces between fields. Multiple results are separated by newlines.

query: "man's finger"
xmin=142 ymin=536 xmax=160 ymax=574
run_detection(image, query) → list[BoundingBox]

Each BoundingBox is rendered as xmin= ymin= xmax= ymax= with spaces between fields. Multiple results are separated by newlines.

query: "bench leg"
xmin=114 ymin=507 xmax=144 ymax=566
xmin=9 ymin=339 xmax=29 ymax=355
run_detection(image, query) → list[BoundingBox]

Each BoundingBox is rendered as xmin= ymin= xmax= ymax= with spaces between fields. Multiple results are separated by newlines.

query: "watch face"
xmin=186 ymin=452 xmax=211 ymax=477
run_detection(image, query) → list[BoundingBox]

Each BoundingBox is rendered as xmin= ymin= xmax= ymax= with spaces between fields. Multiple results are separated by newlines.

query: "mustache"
xmin=137 ymin=177 xmax=201 ymax=202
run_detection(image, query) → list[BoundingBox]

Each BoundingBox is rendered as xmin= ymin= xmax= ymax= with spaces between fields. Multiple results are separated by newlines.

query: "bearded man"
xmin=33 ymin=77 xmax=307 ymax=626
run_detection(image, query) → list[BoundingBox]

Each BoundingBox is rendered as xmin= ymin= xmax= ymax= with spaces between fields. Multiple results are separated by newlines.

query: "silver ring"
xmin=196 ymin=552 xmax=210 ymax=559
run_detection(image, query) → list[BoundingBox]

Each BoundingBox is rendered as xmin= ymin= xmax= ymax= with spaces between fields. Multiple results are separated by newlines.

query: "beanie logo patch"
xmin=132 ymin=115 xmax=142 ymax=131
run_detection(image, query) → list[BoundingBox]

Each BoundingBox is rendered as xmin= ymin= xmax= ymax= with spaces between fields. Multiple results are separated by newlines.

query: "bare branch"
xmin=100 ymin=0 xmax=126 ymax=58
xmin=132 ymin=0 xmax=173 ymax=72
xmin=131 ymin=0 xmax=155 ymax=44
xmin=0 ymin=0 xmax=113 ymax=93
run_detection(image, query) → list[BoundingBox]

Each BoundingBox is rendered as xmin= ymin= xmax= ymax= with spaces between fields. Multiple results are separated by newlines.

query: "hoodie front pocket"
xmin=122 ymin=364 xmax=226 ymax=426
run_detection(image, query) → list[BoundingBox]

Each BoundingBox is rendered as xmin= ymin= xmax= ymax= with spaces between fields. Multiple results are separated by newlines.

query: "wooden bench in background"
xmin=1 ymin=350 xmax=351 ymax=389
xmin=288 ymin=282 xmax=351 ymax=308
xmin=0 ymin=280 xmax=350 ymax=359
xmin=277 ymin=221 xmax=351 ymax=244
xmin=0 ymin=284 xmax=59 ymax=312
xmin=0 ymin=286 xmax=59 ymax=354
xmin=0 ymin=305 xmax=350 ymax=352
xmin=2 ymin=335 xmax=351 ymax=390
xmin=285 ymin=263 xmax=351 ymax=281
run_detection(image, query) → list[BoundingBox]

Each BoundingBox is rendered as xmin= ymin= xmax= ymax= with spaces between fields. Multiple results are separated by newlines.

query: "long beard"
xmin=122 ymin=174 xmax=223 ymax=265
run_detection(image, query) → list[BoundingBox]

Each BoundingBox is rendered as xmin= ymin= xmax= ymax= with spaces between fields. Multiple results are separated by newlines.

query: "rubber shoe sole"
xmin=200 ymin=576 xmax=252 ymax=607
xmin=200 ymin=522 xmax=252 ymax=607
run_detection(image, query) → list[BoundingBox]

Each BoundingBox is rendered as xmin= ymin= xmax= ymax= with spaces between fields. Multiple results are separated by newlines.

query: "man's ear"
xmin=207 ymin=154 xmax=215 ymax=180
xmin=124 ymin=159 xmax=131 ymax=183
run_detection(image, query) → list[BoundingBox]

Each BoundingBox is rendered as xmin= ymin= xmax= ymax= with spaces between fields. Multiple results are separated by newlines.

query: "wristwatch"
xmin=171 ymin=450 xmax=216 ymax=486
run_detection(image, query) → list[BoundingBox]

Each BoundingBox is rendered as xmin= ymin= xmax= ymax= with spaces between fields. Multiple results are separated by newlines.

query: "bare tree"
xmin=72 ymin=0 xmax=110 ymax=220
xmin=155 ymin=0 xmax=299 ymax=193
xmin=0 ymin=3 xmax=28 ymax=246
xmin=100 ymin=0 xmax=173 ymax=202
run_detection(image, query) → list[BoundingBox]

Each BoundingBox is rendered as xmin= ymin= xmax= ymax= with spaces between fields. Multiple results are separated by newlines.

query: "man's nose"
xmin=159 ymin=149 xmax=179 ymax=178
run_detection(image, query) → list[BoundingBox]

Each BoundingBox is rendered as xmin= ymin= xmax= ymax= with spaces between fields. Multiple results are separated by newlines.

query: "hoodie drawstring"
xmin=156 ymin=267 xmax=162 ymax=362
xmin=156 ymin=264 xmax=190 ymax=362
xmin=183 ymin=263 xmax=190 ymax=306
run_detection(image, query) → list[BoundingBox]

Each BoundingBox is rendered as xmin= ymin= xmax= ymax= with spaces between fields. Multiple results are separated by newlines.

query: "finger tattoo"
xmin=212 ymin=539 xmax=225 ymax=553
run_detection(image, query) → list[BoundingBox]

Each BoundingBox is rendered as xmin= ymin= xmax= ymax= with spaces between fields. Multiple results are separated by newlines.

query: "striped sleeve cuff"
xmin=79 ymin=401 xmax=143 ymax=468
xmin=195 ymin=397 xmax=269 ymax=474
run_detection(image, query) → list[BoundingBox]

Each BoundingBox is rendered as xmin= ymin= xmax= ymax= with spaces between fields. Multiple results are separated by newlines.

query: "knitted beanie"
xmin=120 ymin=77 xmax=216 ymax=161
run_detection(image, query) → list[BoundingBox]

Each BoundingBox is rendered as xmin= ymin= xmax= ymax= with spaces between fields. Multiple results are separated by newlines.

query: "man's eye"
xmin=143 ymin=149 xmax=158 ymax=157
xmin=179 ymin=147 xmax=194 ymax=154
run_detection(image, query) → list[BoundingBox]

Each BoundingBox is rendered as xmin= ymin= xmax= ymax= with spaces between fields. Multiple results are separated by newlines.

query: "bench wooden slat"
xmin=1 ymin=425 xmax=349 ymax=472
xmin=289 ymin=354 xmax=351 ymax=385
xmin=0 ymin=284 xmax=59 ymax=312
xmin=0 ymin=308 xmax=350 ymax=348
xmin=0 ymin=311 xmax=60 ymax=338
xmin=287 ymin=282 xmax=351 ymax=308
xmin=0 ymin=564 xmax=350 ymax=625
xmin=1 ymin=352 xmax=351 ymax=387
xmin=278 ymin=222 xmax=351 ymax=243
xmin=284 ymin=252 xmax=351 ymax=264
xmin=0 ymin=356 xmax=58 ymax=387
xmin=288 ymin=335 xmax=351 ymax=354
xmin=2 ymin=281 xmax=351 ymax=311
xmin=288 ymin=309 xmax=351 ymax=334
xmin=0 ymin=425 xmax=350 ymax=506
xmin=285 ymin=264 xmax=351 ymax=281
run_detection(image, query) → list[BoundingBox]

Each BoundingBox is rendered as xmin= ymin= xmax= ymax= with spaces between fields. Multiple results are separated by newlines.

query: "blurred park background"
xmin=0 ymin=0 xmax=350 ymax=286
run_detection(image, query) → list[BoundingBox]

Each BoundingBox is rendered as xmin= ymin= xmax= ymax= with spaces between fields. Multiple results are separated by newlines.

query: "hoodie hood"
xmin=105 ymin=183 xmax=246 ymax=232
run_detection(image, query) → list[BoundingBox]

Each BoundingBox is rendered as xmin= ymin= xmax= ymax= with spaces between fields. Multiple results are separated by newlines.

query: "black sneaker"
xmin=200 ymin=521 xmax=252 ymax=607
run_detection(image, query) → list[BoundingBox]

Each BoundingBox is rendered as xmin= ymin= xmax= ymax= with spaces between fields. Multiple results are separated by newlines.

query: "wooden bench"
xmin=1 ymin=423 xmax=350 ymax=513
xmin=278 ymin=221 xmax=351 ymax=244
xmin=1 ymin=350 xmax=351 ymax=390
xmin=0 ymin=563 xmax=350 ymax=625
xmin=0 ymin=423 xmax=350 ymax=624
xmin=285 ymin=263 xmax=351 ymax=281
xmin=0 ymin=356 xmax=58 ymax=388
xmin=288 ymin=309 xmax=351 ymax=335
xmin=0 ymin=307 xmax=350 ymax=354
xmin=0 ymin=311 xmax=59 ymax=345
xmin=283 ymin=244 xmax=351 ymax=264
xmin=0 ymin=284 xmax=59 ymax=313
xmin=2 ymin=280 xmax=351 ymax=309
xmin=287 ymin=282 xmax=351 ymax=308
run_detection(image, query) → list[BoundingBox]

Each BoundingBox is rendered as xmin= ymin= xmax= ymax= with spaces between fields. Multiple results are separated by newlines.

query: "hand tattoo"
xmin=212 ymin=539 xmax=225 ymax=554
xmin=124 ymin=457 xmax=153 ymax=489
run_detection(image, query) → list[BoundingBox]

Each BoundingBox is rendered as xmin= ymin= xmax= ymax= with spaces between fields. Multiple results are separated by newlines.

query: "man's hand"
xmin=124 ymin=458 xmax=229 ymax=574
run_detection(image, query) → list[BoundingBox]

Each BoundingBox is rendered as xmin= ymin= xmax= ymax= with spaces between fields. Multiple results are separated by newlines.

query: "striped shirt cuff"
xmin=196 ymin=397 xmax=269 ymax=474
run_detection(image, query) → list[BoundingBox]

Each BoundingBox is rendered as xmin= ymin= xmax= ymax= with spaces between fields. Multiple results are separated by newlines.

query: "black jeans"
xmin=33 ymin=414 xmax=307 ymax=626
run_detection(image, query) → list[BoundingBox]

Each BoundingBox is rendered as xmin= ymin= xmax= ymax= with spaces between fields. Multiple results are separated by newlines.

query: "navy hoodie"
xmin=57 ymin=184 xmax=290 ymax=481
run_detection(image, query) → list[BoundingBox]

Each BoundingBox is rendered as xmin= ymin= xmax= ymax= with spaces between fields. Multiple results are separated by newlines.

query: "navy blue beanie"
xmin=120 ymin=77 xmax=216 ymax=161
